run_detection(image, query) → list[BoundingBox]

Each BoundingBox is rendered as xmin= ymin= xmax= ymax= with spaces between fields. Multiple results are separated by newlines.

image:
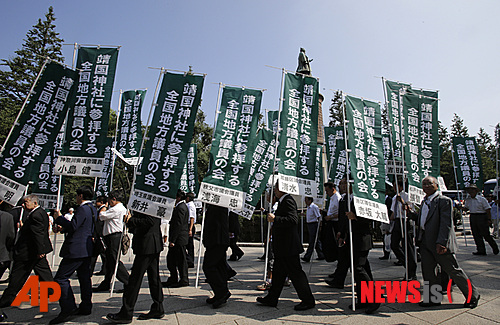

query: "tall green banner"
xmin=129 ymin=71 xmax=204 ymax=219
xmin=95 ymin=137 xmax=114 ymax=197
xmin=199 ymin=86 xmax=262 ymax=210
xmin=267 ymin=110 xmax=279 ymax=133
xmin=233 ymin=128 xmax=276 ymax=219
xmin=401 ymin=88 xmax=440 ymax=204
xmin=277 ymin=73 xmax=319 ymax=196
xmin=324 ymin=126 xmax=347 ymax=187
xmin=56 ymin=47 xmax=119 ymax=177
xmin=345 ymin=95 xmax=389 ymax=223
xmin=0 ymin=62 xmax=77 ymax=205
xmin=114 ymin=89 xmax=146 ymax=166
xmin=452 ymin=137 xmax=483 ymax=190
xmin=32 ymin=126 xmax=65 ymax=210
xmin=179 ymin=143 xmax=199 ymax=195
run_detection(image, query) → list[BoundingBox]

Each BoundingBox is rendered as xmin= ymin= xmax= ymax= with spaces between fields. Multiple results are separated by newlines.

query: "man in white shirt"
xmin=63 ymin=208 xmax=74 ymax=221
xmin=302 ymin=197 xmax=324 ymax=262
xmin=185 ymin=192 xmax=197 ymax=268
xmin=463 ymin=184 xmax=498 ymax=255
xmin=94 ymin=190 xmax=130 ymax=292
xmin=322 ymin=182 xmax=341 ymax=265
xmin=489 ymin=195 xmax=499 ymax=238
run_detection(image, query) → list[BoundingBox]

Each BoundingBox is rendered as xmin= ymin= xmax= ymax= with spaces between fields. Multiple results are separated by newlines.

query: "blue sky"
xmin=1 ymin=0 xmax=499 ymax=138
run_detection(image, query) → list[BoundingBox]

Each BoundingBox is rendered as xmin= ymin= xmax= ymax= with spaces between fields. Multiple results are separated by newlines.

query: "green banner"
xmin=179 ymin=143 xmax=199 ymax=195
xmin=115 ymin=89 xmax=146 ymax=165
xmin=199 ymin=86 xmax=262 ymax=209
xmin=267 ymin=110 xmax=279 ymax=133
xmin=129 ymin=71 xmax=204 ymax=219
xmin=452 ymin=137 xmax=483 ymax=190
xmin=384 ymin=79 xmax=411 ymax=162
xmin=324 ymin=126 xmax=347 ymax=187
xmin=95 ymin=137 xmax=114 ymax=197
xmin=31 ymin=125 xmax=65 ymax=210
xmin=345 ymin=95 xmax=389 ymax=223
xmin=276 ymin=73 xmax=319 ymax=196
xmin=401 ymin=88 xmax=440 ymax=204
xmin=57 ymin=47 xmax=119 ymax=177
xmin=0 ymin=62 xmax=77 ymax=205
xmin=233 ymin=128 xmax=276 ymax=219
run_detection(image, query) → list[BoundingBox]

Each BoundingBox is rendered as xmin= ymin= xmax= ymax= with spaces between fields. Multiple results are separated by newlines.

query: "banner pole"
xmin=263 ymin=68 xmax=285 ymax=282
xmin=260 ymin=194 xmax=264 ymax=245
xmin=195 ymin=203 xmax=206 ymax=288
xmin=0 ymin=58 xmax=50 ymax=156
xmin=451 ymin=144 xmax=468 ymax=246
xmin=109 ymin=89 xmax=123 ymax=192
xmin=397 ymin=88 xmax=409 ymax=281
xmin=110 ymin=220 xmax=127 ymax=298
xmin=341 ymin=92 xmax=356 ymax=311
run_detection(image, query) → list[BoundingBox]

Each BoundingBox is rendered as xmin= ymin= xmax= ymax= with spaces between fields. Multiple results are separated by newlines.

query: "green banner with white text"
xmin=452 ymin=137 xmax=483 ymax=190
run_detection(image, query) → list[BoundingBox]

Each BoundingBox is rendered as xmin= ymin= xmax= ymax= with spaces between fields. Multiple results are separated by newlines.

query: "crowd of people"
xmin=0 ymin=175 xmax=496 ymax=323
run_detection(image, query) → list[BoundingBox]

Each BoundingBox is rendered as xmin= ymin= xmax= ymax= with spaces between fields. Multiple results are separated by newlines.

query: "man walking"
xmin=50 ymin=186 xmax=96 ymax=324
xmin=408 ymin=176 xmax=480 ymax=308
xmin=257 ymin=182 xmax=315 ymax=311
xmin=163 ymin=190 xmax=189 ymax=288
xmin=185 ymin=192 xmax=196 ymax=268
xmin=106 ymin=211 xmax=164 ymax=323
xmin=301 ymin=197 xmax=324 ymax=262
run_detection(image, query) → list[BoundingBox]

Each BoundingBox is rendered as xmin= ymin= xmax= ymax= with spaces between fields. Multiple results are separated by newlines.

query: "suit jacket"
xmin=410 ymin=193 xmax=458 ymax=253
xmin=272 ymin=194 xmax=303 ymax=258
xmin=169 ymin=201 xmax=189 ymax=246
xmin=14 ymin=206 xmax=52 ymax=261
xmin=203 ymin=204 xmax=229 ymax=248
xmin=228 ymin=212 xmax=240 ymax=236
xmin=338 ymin=195 xmax=373 ymax=252
xmin=128 ymin=212 xmax=163 ymax=255
xmin=0 ymin=211 xmax=15 ymax=262
xmin=56 ymin=202 xmax=96 ymax=259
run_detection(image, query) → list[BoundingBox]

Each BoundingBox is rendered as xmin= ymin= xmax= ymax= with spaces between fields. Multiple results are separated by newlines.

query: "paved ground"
xmin=1 ymin=231 xmax=499 ymax=324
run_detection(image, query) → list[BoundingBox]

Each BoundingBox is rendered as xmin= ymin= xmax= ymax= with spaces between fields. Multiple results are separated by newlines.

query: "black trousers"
xmin=186 ymin=231 xmax=195 ymax=266
xmin=166 ymin=244 xmax=188 ymax=284
xmin=470 ymin=213 xmax=498 ymax=253
xmin=303 ymin=222 xmax=324 ymax=261
xmin=0 ymin=261 xmax=10 ymax=280
xmin=266 ymin=255 xmax=314 ymax=304
xmin=203 ymin=245 xmax=229 ymax=299
xmin=102 ymin=233 xmax=129 ymax=287
xmin=353 ymin=250 xmax=374 ymax=303
xmin=118 ymin=253 xmax=163 ymax=319
xmin=229 ymin=236 xmax=244 ymax=259
xmin=0 ymin=256 xmax=53 ymax=307
xmin=391 ymin=219 xmax=417 ymax=277
xmin=54 ymin=257 xmax=92 ymax=314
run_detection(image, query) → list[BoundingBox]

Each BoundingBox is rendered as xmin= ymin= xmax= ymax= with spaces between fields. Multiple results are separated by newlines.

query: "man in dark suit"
xmin=50 ymin=186 xmax=96 ymax=324
xmin=203 ymin=204 xmax=231 ymax=308
xmin=407 ymin=176 xmax=480 ymax=308
xmin=337 ymin=177 xmax=379 ymax=314
xmin=163 ymin=190 xmax=189 ymax=288
xmin=0 ymin=194 xmax=53 ymax=308
xmin=90 ymin=196 xmax=107 ymax=275
xmin=0 ymin=201 xmax=15 ymax=280
xmin=257 ymin=182 xmax=315 ymax=311
xmin=106 ymin=211 xmax=164 ymax=323
xmin=228 ymin=211 xmax=244 ymax=261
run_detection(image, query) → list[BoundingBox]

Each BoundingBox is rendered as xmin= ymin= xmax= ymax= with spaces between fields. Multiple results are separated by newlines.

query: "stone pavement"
xmin=0 ymin=233 xmax=499 ymax=324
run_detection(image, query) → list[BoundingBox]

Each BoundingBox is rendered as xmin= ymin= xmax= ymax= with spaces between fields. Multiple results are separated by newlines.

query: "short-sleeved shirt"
xmin=391 ymin=192 xmax=410 ymax=219
xmin=327 ymin=192 xmax=342 ymax=221
xmin=465 ymin=195 xmax=491 ymax=214
xmin=187 ymin=201 xmax=197 ymax=224
xmin=306 ymin=202 xmax=321 ymax=223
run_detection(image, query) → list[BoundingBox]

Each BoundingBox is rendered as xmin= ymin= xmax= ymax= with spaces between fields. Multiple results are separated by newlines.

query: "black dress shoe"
xmin=464 ymin=295 xmax=480 ymax=308
xmin=227 ymin=270 xmax=237 ymax=279
xmin=472 ymin=251 xmax=487 ymax=256
xmin=49 ymin=309 xmax=77 ymax=324
xmin=92 ymin=284 xmax=110 ymax=292
xmin=228 ymin=256 xmax=238 ymax=261
xmin=94 ymin=270 xmax=106 ymax=276
xmin=75 ymin=307 xmax=92 ymax=315
xmin=493 ymin=247 xmax=499 ymax=255
xmin=256 ymin=296 xmax=278 ymax=307
xmin=301 ymin=257 xmax=310 ymax=263
xmin=294 ymin=301 xmax=315 ymax=311
xmin=325 ymin=279 xmax=344 ymax=289
xmin=106 ymin=313 xmax=132 ymax=324
xmin=236 ymin=253 xmax=244 ymax=260
xmin=419 ymin=301 xmax=441 ymax=307
xmin=379 ymin=255 xmax=389 ymax=260
xmin=394 ymin=260 xmax=404 ymax=266
xmin=212 ymin=292 xmax=231 ymax=308
xmin=365 ymin=303 xmax=380 ymax=314
xmin=206 ymin=296 xmax=216 ymax=304
xmin=162 ymin=281 xmax=178 ymax=288
xmin=0 ymin=312 xmax=7 ymax=322
xmin=328 ymin=273 xmax=336 ymax=278
xmin=137 ymin=311 xmax=165 ymax=320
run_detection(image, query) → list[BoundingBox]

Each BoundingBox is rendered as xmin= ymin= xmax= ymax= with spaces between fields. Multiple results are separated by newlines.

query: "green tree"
xmin=438 ymin=121 xmax=455 ymax=189
xmin=450 ymin=113 xmax=469 ymax=138
xmin=328 ymin=90 xmax=343 ymax=127
xmin=476 ymin=127 xmax=496 ymax=181
xmin=192 ymin=109 xmax=214 ymax=183
xmin=0 ymin=6 xmax=64 ymax=145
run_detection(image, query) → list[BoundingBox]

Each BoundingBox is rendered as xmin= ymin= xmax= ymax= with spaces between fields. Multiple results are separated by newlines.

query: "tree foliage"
xmin=192 ymin=109 xmax=214 ymax=183
xmin=0 ymin=6 xmax=64 ymax=145
xmin=328 ymin=90 xmax=343 ymax=127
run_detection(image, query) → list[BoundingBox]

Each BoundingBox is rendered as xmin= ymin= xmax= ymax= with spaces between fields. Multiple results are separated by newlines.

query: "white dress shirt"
xmin=99 ymin=202 xmax=126 ymax=236
xmin=306 ymin=202 xmax=321 ymax=223
xmin=327 ymin=192 xmax=342 ymax=221
xmin=465 ymin=195 xmax=491 ymax=214
xmin=187 ymin=201 xmax=197 ymax=224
